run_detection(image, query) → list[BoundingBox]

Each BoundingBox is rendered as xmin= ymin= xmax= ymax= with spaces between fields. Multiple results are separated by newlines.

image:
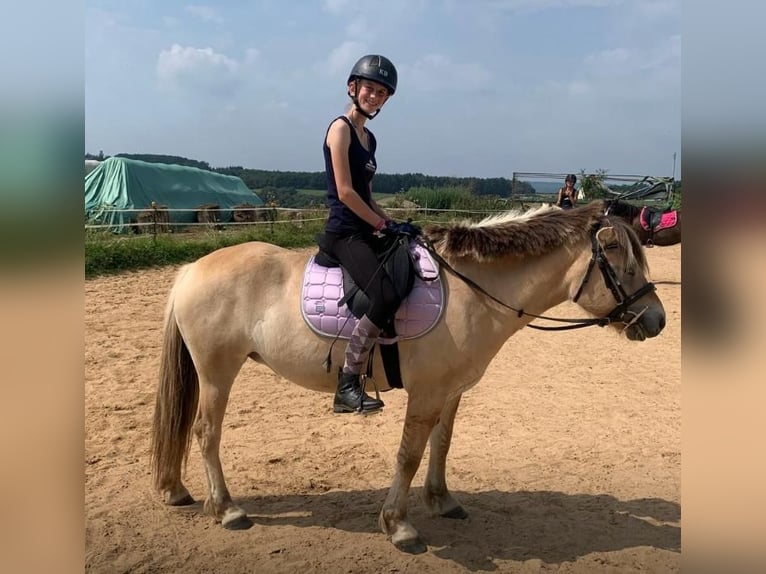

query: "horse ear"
xmin=595 ymin=226 xmax=617 ymax=247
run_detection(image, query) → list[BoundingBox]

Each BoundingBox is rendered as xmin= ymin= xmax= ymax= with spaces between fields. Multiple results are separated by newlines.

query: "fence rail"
xmin=84 ymin=204 xmax=542 ymax=235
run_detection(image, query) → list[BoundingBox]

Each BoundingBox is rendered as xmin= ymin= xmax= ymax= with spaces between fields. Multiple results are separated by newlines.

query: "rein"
xmin=416 ymin=223 xmax=656 ymax=332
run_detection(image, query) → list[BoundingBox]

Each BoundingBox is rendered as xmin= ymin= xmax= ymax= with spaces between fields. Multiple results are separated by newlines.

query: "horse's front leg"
xmin=422 ymin=394 xmax=468 ymax=519
xmin=380 ymin=394 xmax=444 ymax=554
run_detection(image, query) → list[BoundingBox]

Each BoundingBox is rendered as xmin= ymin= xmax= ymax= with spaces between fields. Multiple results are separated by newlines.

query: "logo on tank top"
xmin=365 ymin=159 xmax=376 ymax=173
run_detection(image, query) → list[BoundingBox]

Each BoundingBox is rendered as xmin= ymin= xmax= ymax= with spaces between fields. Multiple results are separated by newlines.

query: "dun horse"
xmin=151 ymin=201 xmax=666 ymax=553
xmin=604 ymin=199 xmax=682 ymax=246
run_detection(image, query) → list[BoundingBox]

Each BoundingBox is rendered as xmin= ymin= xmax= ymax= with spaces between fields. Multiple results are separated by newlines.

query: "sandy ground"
xmin=85 ymin=243 xmax=681 ymax=573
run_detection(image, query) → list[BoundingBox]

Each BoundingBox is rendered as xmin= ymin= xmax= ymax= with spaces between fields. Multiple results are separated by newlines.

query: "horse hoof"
xmin=394 ymin=537 xmax=428 ymax=554
xmin=164 ymin=488 xmax=195 ymax=506
xmin=441 ymin=506 xmax=468 ymax=519
xmin=167 ymin=493 xmax=195 ymax=506
xmin=222 ymin=511 xmax=253 ymax=531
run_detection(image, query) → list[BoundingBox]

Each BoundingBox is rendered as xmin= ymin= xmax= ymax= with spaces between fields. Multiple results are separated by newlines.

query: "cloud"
xmin=244 ymin=48 xmax=260 ymax=65
xmin=632 ymin=0 xmax=677 ymax=18
xmin=487 ymin=0 xmax=618 ymax=11
xmin=322 ymin=0 xmax=354 ymax=13
xmin=184 ymin=5 xmax=224 ymax=24
xmin=406 ymin=54 xmax=491 ymax=92
xmin=323 ymin=41 xmax=367 ymax=76
xmin=345 ymin=16 xmax=370 ymax=39
xmin=567 ymin=80 xmax=590 ymax=95
xmin=549 ymin=32 xmax=679 ymax=114
xmin=581 ymin=34 xmax=680 ymax=88
xmin=156 ymin=44 xmax=240 ymax=96
xmin=584 ymin=47 xmax=631 ymax=69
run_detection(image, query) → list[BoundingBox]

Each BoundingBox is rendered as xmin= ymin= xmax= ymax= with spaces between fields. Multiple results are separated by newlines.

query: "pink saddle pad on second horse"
xmin=301 ymin=243 xmax=444 ymax=342
xmin=640 ymin=207 xmax=678 ymax=232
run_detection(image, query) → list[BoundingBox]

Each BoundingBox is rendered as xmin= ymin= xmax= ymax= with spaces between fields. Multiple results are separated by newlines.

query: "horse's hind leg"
xmin=193 ymin=353 xmax=252 ymax=530
xmin=422 ymin=394 xmax=468 ymax=519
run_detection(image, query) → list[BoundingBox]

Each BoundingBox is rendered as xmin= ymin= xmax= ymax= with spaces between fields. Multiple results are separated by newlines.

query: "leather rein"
xmin=416 ymin=223 xmax=656 ymax=332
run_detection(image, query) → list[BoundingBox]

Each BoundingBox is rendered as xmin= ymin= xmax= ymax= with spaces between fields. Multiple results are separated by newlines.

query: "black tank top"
xmin=560 ymin=188 xmax=574 ymax=209
xmin=323 ymin=116 xmax=377 ymax=235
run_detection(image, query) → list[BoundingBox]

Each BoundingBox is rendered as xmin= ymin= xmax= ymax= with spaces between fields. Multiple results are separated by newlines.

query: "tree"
xmin=579 ymin=169 xmax=609 ymax=199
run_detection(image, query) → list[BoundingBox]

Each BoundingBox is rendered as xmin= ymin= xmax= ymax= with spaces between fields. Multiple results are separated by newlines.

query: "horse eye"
xmin=603 ymin=243 xmax=619 ymax=250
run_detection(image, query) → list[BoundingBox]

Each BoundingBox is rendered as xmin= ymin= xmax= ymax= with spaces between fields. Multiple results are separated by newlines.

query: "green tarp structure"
xmin=84 ymin=157 xmax=262 ymax=232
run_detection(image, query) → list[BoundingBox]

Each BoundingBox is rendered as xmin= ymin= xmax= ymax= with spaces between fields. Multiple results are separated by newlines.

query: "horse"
xmin=151 ymin=200 xmax=666 ymax=554
xmin=604 ymin=199 xmax=681 ymax=246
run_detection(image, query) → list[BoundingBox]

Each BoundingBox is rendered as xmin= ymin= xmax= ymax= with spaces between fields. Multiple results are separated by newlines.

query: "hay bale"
xmin=196 ymin=203 xmax=221 ymax=224
xmin=136 ymin=204 xmax=170 ymax=233
xmin=232 ymin=203 xmax=257 ymax=223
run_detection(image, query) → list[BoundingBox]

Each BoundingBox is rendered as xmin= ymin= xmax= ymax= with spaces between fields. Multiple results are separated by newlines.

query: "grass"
xmin=85 ymin=220 xmax=324 ymax=278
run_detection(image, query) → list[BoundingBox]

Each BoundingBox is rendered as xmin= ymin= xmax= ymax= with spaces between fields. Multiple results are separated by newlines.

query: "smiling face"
xmin=349 ymin=79 xmax=390 ymax=115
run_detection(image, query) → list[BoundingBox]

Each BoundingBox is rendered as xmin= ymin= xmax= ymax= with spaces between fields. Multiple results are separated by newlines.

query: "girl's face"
xmin=350 ymin=79 xmax=390 ymax=113
xmin=566 ymin=179 xmax=575 ymax=188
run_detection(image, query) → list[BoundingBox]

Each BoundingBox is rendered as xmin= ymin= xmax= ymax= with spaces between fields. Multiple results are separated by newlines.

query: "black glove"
xmin=383 ymin=219 xmax=422 ymax=238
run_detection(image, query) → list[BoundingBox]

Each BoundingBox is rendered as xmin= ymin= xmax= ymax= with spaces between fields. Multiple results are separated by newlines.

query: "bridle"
xmin=417 ymin=221 xmax=656 ymax=332
xmin=567 ymin=225 xmax=656 ymax=331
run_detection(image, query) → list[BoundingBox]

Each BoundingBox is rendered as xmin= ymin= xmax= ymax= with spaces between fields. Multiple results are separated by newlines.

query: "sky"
xmin=85 ymin=0 xmax=681 ymax=179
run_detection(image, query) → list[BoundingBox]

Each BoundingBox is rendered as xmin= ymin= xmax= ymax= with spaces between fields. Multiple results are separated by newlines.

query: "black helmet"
xmin=347 ymin=54 xmax=397 ymax=95
xmin=565 ymin=174 xmax=577 ymax=184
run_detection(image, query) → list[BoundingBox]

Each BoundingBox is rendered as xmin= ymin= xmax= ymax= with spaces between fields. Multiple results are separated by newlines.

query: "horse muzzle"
xmin=621 ymin=305 xmax=666 ymax=341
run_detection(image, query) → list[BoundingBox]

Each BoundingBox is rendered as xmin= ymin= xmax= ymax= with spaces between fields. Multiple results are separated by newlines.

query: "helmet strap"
xmin=349 ymin=79 xmax=381 ymax=120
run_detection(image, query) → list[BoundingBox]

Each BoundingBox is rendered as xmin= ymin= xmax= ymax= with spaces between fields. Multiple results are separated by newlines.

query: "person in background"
xmin=556 ymin=174 xmax=579 ymax=209
xmin=320 ymin=54 xmax=419 ymax=414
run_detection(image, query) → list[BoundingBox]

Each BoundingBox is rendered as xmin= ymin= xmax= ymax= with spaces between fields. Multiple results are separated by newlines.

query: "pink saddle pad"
xmin=640 ymin=207 xmax=678 ymax=231
xmin=301 ymin=243 xmax=443 ymax=341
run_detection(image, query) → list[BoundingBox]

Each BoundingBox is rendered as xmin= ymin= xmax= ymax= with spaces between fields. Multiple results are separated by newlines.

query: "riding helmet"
xmin=347 ymin=55 xmax=398 ymax=95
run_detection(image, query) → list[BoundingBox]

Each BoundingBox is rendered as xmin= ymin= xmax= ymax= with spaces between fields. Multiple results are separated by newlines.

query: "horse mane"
xmin=423 ymin=200 xmax=647 ymax=271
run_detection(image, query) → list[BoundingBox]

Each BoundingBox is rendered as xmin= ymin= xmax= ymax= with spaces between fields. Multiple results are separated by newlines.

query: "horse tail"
xmin=151 ymin=267 xmax=199 ymax=493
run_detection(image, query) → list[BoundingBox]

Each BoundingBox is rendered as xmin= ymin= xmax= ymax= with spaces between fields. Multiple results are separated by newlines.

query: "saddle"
xmin=639 ymin=206 xmax=678 ymax=232
xmin=302 ymin=234 xmax=443 ymax=388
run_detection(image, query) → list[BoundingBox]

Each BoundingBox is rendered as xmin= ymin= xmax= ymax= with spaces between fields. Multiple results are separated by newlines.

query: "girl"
xmin=556 ymin=174 xmax=579 ymax=209
xmin=321 ymin=54 xmax=409 ymax=414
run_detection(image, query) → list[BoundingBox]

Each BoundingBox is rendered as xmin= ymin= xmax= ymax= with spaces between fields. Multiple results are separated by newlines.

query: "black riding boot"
xmin=333 ymin=369 xmax=384 ymax=414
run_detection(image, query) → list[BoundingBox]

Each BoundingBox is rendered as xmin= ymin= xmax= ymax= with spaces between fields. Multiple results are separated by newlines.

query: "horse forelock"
xmin=606 ymin=215 xmax=649 ymax=273
xmin=423 ymin=202 xmax=607 ymax=261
